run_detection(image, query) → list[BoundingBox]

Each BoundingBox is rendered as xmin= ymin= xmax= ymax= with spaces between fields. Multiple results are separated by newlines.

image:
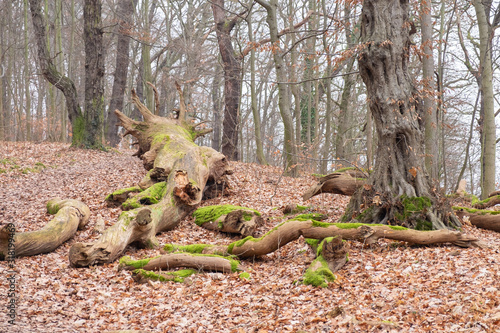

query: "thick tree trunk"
xmin=455 ymin=208 xmax=500 ymax=233
xmin=106 ymin=0 xmax=137 ymax=146
xmin=0 ymin=199 xmax=90 ymax=259
xmin=349 ymin=0 xmax=460 ymax=230
xmin=83 ymin=0 xmax=105 ymax=149
xmin=212 ymin=0 xmax=241 ymax=161
xmin=69 ymin=86 xmax=231 ymax=267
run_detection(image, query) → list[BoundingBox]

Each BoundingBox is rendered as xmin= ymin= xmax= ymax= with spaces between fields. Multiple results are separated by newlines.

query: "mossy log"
xmin=193 ymin=205 xmax=263 ymax=237
xmin=303 ymin=171 xmax=366 ymax=201
xmin=119 ymin=253 xmax=240 ymax=273
xmin=69 ymin=84 xmax=232 ymax=267
xmin=172 ymin=220 xmax=484 ymax=260
xmin=0 ymin=199 xmax=90 ymax=259
xmin=473 ymin=195 xmax=500 ymax=209
xmin=454 ymin=207 xmax=500 ymax=233
xmin=303 ymin=237 xmax=347 ymax=287
xmin=105 ymin=186 xmax=143 ymax=204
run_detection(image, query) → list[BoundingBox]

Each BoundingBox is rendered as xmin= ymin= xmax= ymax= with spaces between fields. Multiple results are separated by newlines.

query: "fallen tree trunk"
xmin=167 ymin=220 xmax=485 ymax=260
xmin=69 ymin=84 xmax=231 ymax=267
xmin=473 ymin=195 xmax=500 ymax=209
xmin=303 ymin=171 xmax=366 ymax=201
xmin=0 ymin=199 xmax=90 ymax=259
xmin=118 ymin=253 xmax=240 ymax=273
xmin=454 ymin=207 xmax=500 ymax=233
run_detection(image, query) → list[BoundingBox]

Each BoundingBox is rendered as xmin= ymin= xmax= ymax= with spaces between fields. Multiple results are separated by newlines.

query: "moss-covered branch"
xmin=118 ymin=253 xmax=240 ymax=273
xmin=473 ymin=195 xmax=500 ymax=209
xmin=193 ymin=205 xmax=263 ymax=236
xmin=0 ymin=199 xmax=90 ymax=259
xmin=454 ymin=206 xmax=500 ymax=233
xmin=169 ymin=220 xmax=484 ymax=261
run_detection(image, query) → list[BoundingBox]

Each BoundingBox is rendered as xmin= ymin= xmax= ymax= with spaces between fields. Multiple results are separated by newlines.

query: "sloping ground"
xmin=0 ymin=142 xmax=499 ymax=332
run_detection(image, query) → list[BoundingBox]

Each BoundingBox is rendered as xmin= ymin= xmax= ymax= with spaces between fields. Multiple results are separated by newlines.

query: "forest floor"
xmin=0 ymin=141 xmax=499 ymax=333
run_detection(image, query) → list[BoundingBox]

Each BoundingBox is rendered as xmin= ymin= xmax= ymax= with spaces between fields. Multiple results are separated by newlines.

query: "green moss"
xmin=453 ymin=206 xmax=500 ymax=215
xmin=106 ymin=186 xmax=143 ymax=201
xmin=119 ymin=255 xmax=160 ymax=269
xmin=227 ymin=236 xmax=254 ymax=254
xmin=304 ymin=238 xmax=320 ymax=249
xmin=133 ymin=268 xmax=197 ymax=283
xmin=239 ymin=272 xmax=251 ymax=280
xmin=295 ymin=213 xmax=327 ymax=221
xmin=334 ymin=167 xmax=355 ymax=173
xmin=193 ymin=205 xmax=260 ymax=226
xmin=46 ymin=202 xmax=60 ymax=215
xmin=303 ymin=256 xmax=336 ymax=288
xmin=311 ymin=220 xmax=407 ymax=231
xmin=71 ymin=115 xmax=85 ymax=147
xmin=151 ymin=134 xmax=171 ymax=146
xmin=122 ymin=182 xmax=166 ymax=210
xmin=163 ymin=243 xmax=214 ymax=253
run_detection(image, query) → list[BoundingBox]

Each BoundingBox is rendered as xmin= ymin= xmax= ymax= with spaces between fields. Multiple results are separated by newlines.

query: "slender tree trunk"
xmin=83 ymin=0 xmax=105 ymax=149
xmin=247 ymin=12 xmax=267 ymax=165
xmin=211 ymin=0 xmax=241 ymax=161
xmin=211 ymin=68 xmax=222 ymax=151
xmin=473 ymin=0 xmax=496 ymax=199
xmin=106 ymin=0 xmax=137 ymax=146
xmin=24 ymin=0 xmax=31 ymax=141
xmin=256 ymin=0 xmax=298 ymax=176
xmin=29 ymin=0 xmax=84 ymax=146
xmin=421 ymin=0 xmax=438 ymax=180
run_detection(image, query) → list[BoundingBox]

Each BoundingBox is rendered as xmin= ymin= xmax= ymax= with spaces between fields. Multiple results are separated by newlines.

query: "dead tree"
xmin=69 ymin=84 xmax=232 ymax=267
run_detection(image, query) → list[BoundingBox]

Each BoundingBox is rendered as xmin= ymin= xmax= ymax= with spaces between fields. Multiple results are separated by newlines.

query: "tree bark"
xmin=69 ymin=85 xmax=232 ymax=267
xmin=83 ymin=0 xmax=105 ymax=149
xmin=211 ymin=0 xmax=241 ymax=161
xmin=106 ymin=0 xmax=137 ymax=146
xmin=176 ymin=220 xmax=485 ymax=260
xmin=349 ymin=0 xmax=461 ymax=230
xmin=0 ymin=199 xmax=90 ymax=259
xmin=303 ymin=171 xmax=367 ymax=201
xmin=421 ymin=0 xmax=438 ymax=180
xmin=29 ymin=0 xmax=84 ymax=146
xmin=473 ymin=0 xmax=497 ymax=199
xmin=119 ymin=253 xmax=240 ymax=273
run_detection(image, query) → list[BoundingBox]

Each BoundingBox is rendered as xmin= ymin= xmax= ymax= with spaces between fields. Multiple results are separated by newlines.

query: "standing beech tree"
xmin=30 ymin=0 xmax=105 ymax=148
xmin=345 ymin=0 xmax=461 ymax=230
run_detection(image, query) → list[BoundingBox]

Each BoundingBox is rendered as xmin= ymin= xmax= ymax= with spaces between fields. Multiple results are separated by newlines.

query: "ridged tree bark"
xmin=83 ymin=0 xmax=105 ymax=149
xmin=346 ymin=0 xmax=461 ymax=230
xmin=211 ymin=0 xmax=241 ymax=161
xmin=106 ymin=0 xmax=137 ymax=146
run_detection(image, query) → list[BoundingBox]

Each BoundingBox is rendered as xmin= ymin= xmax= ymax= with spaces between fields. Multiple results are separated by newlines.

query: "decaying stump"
xmin=303 ymin=169 xmax=367 ymax=201
xmin=0 ymin=199 xmax=90 ymax=259
xmin=193 ymin=205 xmax=263 ymax=237
xmin=69 ymin=84 xmax=232 ymax=267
